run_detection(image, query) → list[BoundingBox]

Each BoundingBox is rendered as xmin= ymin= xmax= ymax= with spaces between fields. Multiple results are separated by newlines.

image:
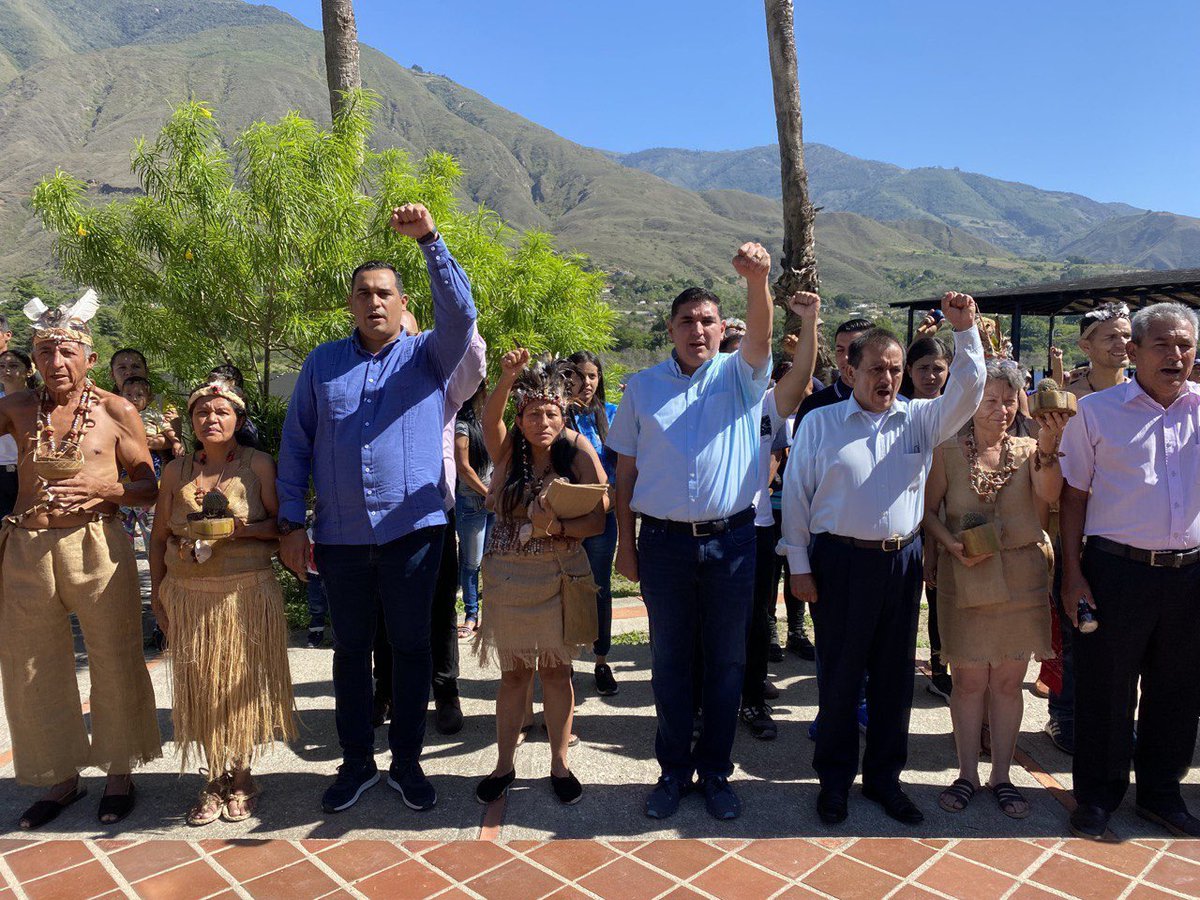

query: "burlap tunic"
xmin=934 ymin=436 xmax=1054 ymax=667
xmin=161 ymin=447 xmax=295 ymax=773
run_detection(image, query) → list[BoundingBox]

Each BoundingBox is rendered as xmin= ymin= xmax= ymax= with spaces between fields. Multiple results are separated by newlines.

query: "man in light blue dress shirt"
xmin=781 ymin=292 xmax=985 ymax=827
xmin=277 ymin=204 xmax=476 ymax=816
xmin=607 ymin=242 xmax=773 ymax=822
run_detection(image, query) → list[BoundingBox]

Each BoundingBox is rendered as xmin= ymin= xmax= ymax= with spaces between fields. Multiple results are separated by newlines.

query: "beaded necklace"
xmin=964 ymin=426 xmax=1020 ymax=504
xmin=34 ymin=379 xmax=96 ymax=459
xmin=192 ymin=447 xmax=239 ymax=504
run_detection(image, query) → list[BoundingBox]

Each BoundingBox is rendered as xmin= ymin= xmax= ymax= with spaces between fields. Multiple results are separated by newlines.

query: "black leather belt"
xmin=0 ymin=465 xmax=14 ymax=473
xmin=826 ymin=529 xmax=920 ymax=552
xmin=1088 ymin=535 xmax=1200 ymax=569
xmin=641 ymin=507 xmax=755 ymax=538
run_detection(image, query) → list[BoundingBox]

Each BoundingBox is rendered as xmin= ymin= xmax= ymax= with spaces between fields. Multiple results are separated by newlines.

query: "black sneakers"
xmin=594 ymin=663 xmax=619 ymax=696
xmin=740 ymin=705 xmax=778 ymax=740
xmin=322 ymin=762 xmax=380 ymax=813
xmin=388 ymin=762 xmax=437 ymax=811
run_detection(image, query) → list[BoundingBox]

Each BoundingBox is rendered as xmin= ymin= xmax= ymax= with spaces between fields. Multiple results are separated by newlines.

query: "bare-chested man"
xmin=0 ymin=293 xmax=161 ymax=829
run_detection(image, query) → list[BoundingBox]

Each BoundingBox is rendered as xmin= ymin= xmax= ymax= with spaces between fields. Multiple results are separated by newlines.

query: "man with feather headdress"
xmin=0 ymin=289 xmax=160 ymax=829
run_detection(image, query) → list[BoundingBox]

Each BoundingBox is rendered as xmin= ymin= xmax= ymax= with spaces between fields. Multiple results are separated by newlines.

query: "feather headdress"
xmin=24 ymin=289 xmax=100 ymax=346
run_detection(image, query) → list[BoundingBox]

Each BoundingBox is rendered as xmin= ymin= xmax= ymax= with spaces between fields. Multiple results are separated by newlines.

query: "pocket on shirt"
xmin=317 ymin=382 xmax=352 ymax=417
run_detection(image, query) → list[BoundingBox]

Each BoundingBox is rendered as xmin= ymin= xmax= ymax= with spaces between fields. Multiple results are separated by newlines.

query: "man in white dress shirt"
xmin=781 ymin=291 xmax=985 ymax=826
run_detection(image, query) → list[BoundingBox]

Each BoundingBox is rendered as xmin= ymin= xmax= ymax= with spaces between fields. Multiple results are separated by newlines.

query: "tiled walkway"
xmin=4 ymin=834 xmax=1200 ymax=899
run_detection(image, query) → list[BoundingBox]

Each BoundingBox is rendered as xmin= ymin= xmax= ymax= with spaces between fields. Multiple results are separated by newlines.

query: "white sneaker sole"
xmin=388 ymin=775 xmax=438 ymax=811
xmin=325 ymin=770 xmax=380 ymax=812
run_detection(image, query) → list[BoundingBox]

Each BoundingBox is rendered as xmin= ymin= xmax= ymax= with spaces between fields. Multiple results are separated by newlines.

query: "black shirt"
xmin=795 ymin=378 xmax=853 ymax=431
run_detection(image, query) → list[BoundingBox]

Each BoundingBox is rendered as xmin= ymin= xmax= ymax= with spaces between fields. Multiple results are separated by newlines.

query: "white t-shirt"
xmin=753 ymin=389 xmax=787 ymax=528
xmin=0 ymin=387 xmax=14 ymax=466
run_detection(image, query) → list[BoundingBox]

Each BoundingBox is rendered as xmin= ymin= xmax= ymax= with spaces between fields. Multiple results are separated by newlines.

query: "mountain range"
xmin=0 ymin=0 xmax=1190 ymax=318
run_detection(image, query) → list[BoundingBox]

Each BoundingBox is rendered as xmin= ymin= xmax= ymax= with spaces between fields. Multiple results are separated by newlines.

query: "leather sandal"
xmin=20 ymin=782 xmax=88 ymax=830
xmin=938 ymin=778 xmax=978 ymax=813
xmin=187 ymin=775 xmax=228 ymax=827
xmin=97 ymin=782 xmax=137 ymax=825
xmin=990 ymin=782 xmax=1031 ymax=819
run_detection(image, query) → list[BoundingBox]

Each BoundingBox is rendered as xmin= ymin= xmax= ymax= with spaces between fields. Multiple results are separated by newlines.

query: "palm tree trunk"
xmin=321 ymin=0 xmax=361 ymax=120
xmin=764 ymin=0 xmax=820 ymax=333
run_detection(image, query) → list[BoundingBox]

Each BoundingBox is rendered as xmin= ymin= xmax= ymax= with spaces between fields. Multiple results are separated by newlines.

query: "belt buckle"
xmin=882 ymin=533 xmax=902 ymax=552
xmin=1149 ymin=549 xmax=1179 ymax=568
xmin=691 ymin=521 xmax=708 ymax=538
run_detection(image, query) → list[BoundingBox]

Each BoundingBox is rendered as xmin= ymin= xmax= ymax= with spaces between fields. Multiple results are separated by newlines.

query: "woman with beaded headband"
xmin=472 ymin=349 xmax=608 ymax=807
xmin=149 ymin=378 xmax=296 ymax=826
xmin=923 ymin=358 xmax=1068 ymax=820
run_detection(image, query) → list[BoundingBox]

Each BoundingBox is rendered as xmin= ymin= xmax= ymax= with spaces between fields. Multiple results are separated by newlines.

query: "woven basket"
xmin=187 ymin=517 xmax=235 ymax=540
xmin=34 ymin=456 xmax=85 ymax=481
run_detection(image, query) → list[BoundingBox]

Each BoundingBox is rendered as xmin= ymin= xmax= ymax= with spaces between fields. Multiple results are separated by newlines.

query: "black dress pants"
xmin=1073 ymin=544 xmax=1200 ymax=814
xmin=809 ymin=533 xmax=923 ymax=793
xmin=374 ymin=509 xmax=460 ymax=703
xmin=742 ymin=524 xmax=780 ymax=706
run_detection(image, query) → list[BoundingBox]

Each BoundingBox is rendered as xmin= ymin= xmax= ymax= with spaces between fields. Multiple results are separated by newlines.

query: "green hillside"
xmin=0 ymin=0 xmax=1129 ymax=322
xmin=617 ymin=144 xmax=1200 ymax=268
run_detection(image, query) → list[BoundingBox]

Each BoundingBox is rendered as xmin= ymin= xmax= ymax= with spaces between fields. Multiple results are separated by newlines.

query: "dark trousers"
xmin=316 ymin=525 xmax=445 ymax=769
xmin=1048 ymin=541 xmax=1075 ymax=726
xmin=639 ymin=517 xmax=755 ymax=781
xmin=743 ymin=524 xmax=780 ymax=706
xmin=810 ymin=532 xmax=923 ymax=793
xmin=772 ymin=508 xmax=806 ymax=639
xmin=1073 ymin=545 xmax=1200 ymax=814
xmin=584 ymin=512 xmax=618 ymax=657
xmin=373 ymin=511 xmax=459 ymax=703
xmin=927 ymin=586 xmax=944 ymax=676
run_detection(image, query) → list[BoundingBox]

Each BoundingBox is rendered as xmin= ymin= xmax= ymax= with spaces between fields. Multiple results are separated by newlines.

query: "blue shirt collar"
xmin=668 ymin=350 xmax=717 ymax=380
xmin=350 ymin=328 xmax=405 ymax=359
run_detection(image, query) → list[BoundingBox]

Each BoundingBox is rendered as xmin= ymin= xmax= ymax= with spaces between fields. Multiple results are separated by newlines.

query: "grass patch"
xmin=612 ymin=629 xmax=649 ymax=646
xmin=611 ymin=572 xmax=640 ymax=599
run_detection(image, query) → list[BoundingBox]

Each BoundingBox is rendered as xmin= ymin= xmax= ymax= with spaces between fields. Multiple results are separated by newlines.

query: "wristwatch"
xmin=417 ymin=229 xmax=440 ymax=245
xmin=278 ymin=519 xmax=305 ymax=536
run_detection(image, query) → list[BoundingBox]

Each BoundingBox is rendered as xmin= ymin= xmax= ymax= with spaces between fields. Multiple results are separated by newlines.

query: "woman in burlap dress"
xmin=474 ymin=350 xmax=608 ymax=806
xmin=924 ymin=359 xmax=1068 ymax=819
xmin=149 ymin=380 xmax=295 ymax=826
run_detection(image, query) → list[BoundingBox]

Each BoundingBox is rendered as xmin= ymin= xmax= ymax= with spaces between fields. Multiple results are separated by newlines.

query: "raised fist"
xmin=941 ymin=291 xmax=976 ymax=332
xmin=500 ymin=348 xmax=531 ymax=378
xmin=780 ymin=333 xmax=799 ymax=356
xmin=786 ymin=291 xmax=820 ymax=323
xmin=389 ymin=203 xmax=436 ymax=240
xmin=732 ymin=242 xmax=771 ymax=281
xmin=1049 ymin=346 xmax=1063 ymax=362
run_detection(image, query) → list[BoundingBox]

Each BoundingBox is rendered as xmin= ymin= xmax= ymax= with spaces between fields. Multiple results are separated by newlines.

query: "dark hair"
xmin=719 ymin=333 xmax=743 ymax=354
xmin=0 ymin=349 xmax=35 ymax=389
xmin=109 ymin=348 xmax=147 ymax=372
xmin=771 ymin=358 xmax=793 ymax=383
xmin=847 ymin=328 xmax=903 ymax=368
xmin=120 ymin=375 xmax=152 ymax=392
xmin=835 ymin=318 xmax=874 ymax=339
xmin=500 ymin=364 xmax=577 ymax=519
xmin=351 ymin=260 xmax=403 ymax=292
xmin=900 ymin=336 xmax=953 ymax=398
xmin=208 ymin=363 xmax=244 ymax=389
xmin=567 ymin=350 xmax=610 ymax=443
xmin=669 ymin=286 xmax=720 ymax=320
xmin=456 ymin=380 xmax=490 ymax=476
xmin=0 ymin=315 xmax=9 ymax=333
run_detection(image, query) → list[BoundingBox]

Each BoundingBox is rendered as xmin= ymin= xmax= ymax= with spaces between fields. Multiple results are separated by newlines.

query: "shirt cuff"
xmin=778 ymin=540 xmax=811 ymax=575
xmin=419 ymin=235 xmax=448 ymax=256
xmin=279 ymin=499 xmax=307 ymax=525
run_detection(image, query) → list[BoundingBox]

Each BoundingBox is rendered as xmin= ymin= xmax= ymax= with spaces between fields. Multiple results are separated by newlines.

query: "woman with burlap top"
xmin=473 ymin=349 xmax=608 ymax=807
xmin=923 ymin=359 xmax=1067 ymax=819
xmin=916 ymin=357 xmax=1070 ymax=816
xmin=149 ymin=379 xmax=296 ymax=826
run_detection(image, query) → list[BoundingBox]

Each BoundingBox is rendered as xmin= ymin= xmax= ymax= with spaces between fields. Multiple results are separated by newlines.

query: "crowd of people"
xmin=0 ymin=202 xmax=1197 ymax=842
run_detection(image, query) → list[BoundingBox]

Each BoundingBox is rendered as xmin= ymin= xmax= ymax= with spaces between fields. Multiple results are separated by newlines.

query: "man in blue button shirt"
xmin=277 ymin=203 xmax=476 ymax=814
xmin=607 ymin=241 xmax=774 ymax=822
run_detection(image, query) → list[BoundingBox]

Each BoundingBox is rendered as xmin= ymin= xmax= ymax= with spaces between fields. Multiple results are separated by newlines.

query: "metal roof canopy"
xmin=890 ymin=268 xmax=1200 ymax=362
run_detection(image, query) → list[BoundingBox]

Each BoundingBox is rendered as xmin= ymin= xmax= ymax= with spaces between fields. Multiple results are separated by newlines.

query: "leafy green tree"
xmin=31 ymin=90 xmax=613 ymax=402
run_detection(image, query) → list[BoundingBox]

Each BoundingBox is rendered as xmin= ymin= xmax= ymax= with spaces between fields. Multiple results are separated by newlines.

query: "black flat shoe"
xmin=20 ymin=783 xmax=87 ymax=830
xmin=1069 ymin=803 xmax=1110 ymax=840
xmin=1136 ymin=805 xmax=1200 ymax=837
xmin=475 ymin=771 xmax=515 ymax=805
xmin=551 ymin=771 xmax=583 ymax=805
xmin=434 ymin=697 xmax=463 ymax=735
xmin=98 ymin=782 xmax=137 ymax=825
xmin=862 ymin=784 xmax=924 ymax=825
xmin=817 ymin=788 xmax=848 ymax=825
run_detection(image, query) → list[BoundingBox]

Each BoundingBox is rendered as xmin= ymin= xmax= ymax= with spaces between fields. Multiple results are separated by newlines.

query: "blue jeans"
xmin=315 ymin=525 xmax=444 ymax=770
xmin=455 ymin=492 xmax=493 ymax=621
xmin=583 ymin=512 xmax=617 ymax=657
xmin=638 ymin=517 xmax=755 ymax=781
xmin=307 ymin=573 xmax=328 ymax=630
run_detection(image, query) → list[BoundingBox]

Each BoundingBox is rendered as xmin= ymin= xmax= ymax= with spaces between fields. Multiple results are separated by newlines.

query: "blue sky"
xmin=260 ymin=0 xmax=1200 ymax=216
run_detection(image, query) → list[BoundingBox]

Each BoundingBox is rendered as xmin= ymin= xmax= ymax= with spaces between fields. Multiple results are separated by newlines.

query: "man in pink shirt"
xmin=1059 ymin=302 xmax=1200 ymax=840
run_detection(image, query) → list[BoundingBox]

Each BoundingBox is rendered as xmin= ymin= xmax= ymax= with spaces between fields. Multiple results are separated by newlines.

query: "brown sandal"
xmin=222 ymin=782 xmax=261 ymax=823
